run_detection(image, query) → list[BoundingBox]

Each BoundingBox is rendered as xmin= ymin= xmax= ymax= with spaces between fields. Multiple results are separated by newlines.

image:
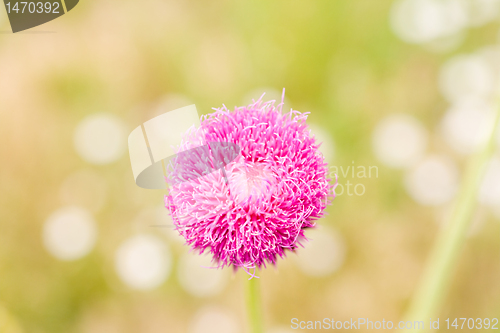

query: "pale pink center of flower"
xmin=227 ymin=161 xmax=276 ymax=204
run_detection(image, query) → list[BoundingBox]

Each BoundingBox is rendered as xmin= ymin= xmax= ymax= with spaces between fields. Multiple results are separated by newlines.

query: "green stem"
xmin=403 ymin=105 xmax=500 ymax=332
xmin=246 ymin=277 xmax=264 ymax=333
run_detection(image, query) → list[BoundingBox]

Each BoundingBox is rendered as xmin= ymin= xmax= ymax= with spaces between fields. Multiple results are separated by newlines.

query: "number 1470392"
xmin=5 ymin=2 xmax=60 ymax=14
xmin=445 ymin=318 xmax=498 ymax=330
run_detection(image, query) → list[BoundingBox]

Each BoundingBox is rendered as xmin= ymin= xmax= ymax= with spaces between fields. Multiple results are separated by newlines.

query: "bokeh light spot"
xmin=469 ymin=0 xmax=500 ymax=26
xmin=74 ymin=113 xmax=127 ymax=165
xmin=390 ymin=0 xmax=468 ymax=44
xmin=439 ymin=54 xmax=495 ymax=103
xmin=43 ymin=206 xmax=97 ymax=261
xmin=372 ymin=114 xmax=428 ymax=168
xmin=115 ymin=234 xmax=171 ymax=290
xmin=177 ymin=253 xmax=228 ymax=297
xmin=405 ymin=155 xmax=459 ymax=206
xmin=441 ymin=97 xmax=493 ymax=155
xmin=189 ymin=306 xmax=238 ymax=333
xmin=295 ymin=227 xmax=346 ymax=277
xmin=479 ymin=155 xmax=500 ymax=208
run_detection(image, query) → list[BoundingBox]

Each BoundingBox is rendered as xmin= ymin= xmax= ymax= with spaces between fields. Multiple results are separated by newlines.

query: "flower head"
xmin=165 ymin=95 xmax=333 ymax=272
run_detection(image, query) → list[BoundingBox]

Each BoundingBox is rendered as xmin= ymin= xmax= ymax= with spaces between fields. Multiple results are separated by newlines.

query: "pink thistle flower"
xmin=165 ymin=94 xmax=334 ymax=273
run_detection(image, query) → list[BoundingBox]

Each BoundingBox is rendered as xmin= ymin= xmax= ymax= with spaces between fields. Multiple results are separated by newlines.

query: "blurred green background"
xmin=1 ymin=0 xmax=500 ymax=332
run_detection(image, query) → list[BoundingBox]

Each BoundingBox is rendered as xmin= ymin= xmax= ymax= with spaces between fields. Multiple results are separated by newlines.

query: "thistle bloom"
xmin=165 ymin=96 xmax=333 ymax=273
